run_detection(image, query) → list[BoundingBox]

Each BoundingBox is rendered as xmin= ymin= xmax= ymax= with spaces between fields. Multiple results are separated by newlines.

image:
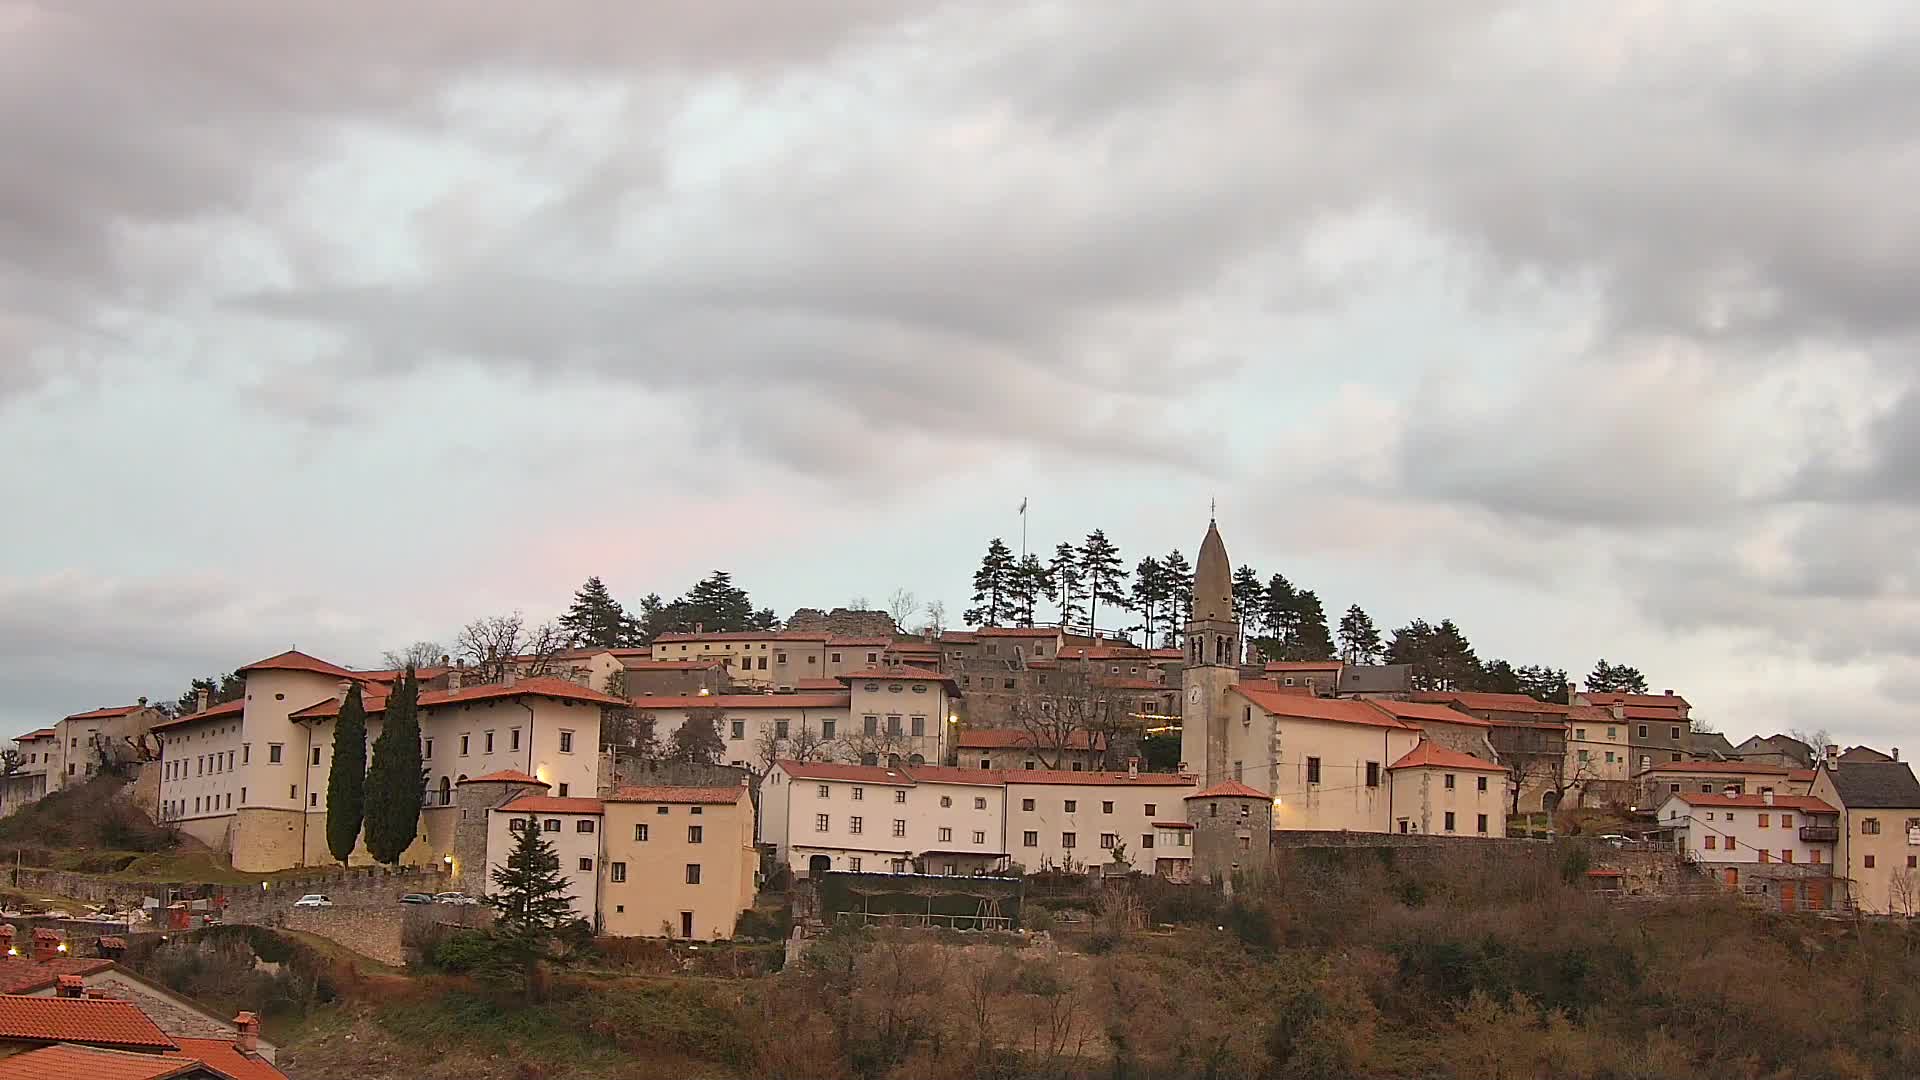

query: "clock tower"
xmin=1179 ymin=515 xmax=1240 ymax=786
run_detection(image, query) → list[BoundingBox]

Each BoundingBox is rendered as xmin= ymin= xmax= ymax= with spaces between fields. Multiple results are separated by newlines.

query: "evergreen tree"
xmin=1129 ymin=556 xmax=1170 ymax=646
xmin=965 ymin=538 xmax=1018 ymax=627
xmin=1161 ymin=549 xmax=1194 ymax=644
xmin=668 ymin=710 xmax=725 ymax=765
xmin=1338 ymin=605 xmax=1384 ymax=665
xmin=557 ymin=576 xmax=641 ymax=648
xmin=1387 ymin=619 xmax=1480 ymax=692
xmin=1429 ymin=620 xmax=1480 ymax=691
xmin=1516 ymin=664 xmax=1571 ymax=703
xmin=1008 ymin=554 xmax=1051 ymax=627
xmin=1049 ymin=543 xmax=1084 ymax=631
xmin=324 ymin=683 xmax=369 ymax=865
xmin=171 ymin=673 xmax=245 ymax=717
xmin=1478 ymin=658 xmax=1523 ymax=695
xmin=1587 ymin=659 xmax=1649 ymax=694
xmin=364 ymin=668 xmax=426 ymax=865
xmin=1262 ymin=573 xmax=1299 ymax=647
xmin=635 ymin=593 xmax=673 ymax=643
xmin=1285 ymin=589 xmax=1335 ymax=661
xmin=1078 ymin=530 xmax=1128 ymax=635
xmin=1231 ymin=566 xmax=1266 ymax=636
xmin=487 ymin=817 xmax=577 ymax=938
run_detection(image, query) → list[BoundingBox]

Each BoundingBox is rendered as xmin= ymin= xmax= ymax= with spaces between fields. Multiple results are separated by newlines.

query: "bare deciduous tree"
xmin=887 ymin=588 xmax=920 ymax=631
xmin=382 ymin=640 xmax=446 ymax=671
xmin=456 ymin=612 xmax=570 ymax=683
xmin=1009 ymin=666 xmax=1126 ymax=770
xmin=753 ymin=720 xmax=832 ymax=777
xmin=839 ymin=725 xmax=918 ymax=767
xmin=1890 ymin=869 xmax=1920 ymax=918
xmin=0 ymin=748 xmax=22 ymax=777
xmin=918 ymin=600 xmax=947 ymax=638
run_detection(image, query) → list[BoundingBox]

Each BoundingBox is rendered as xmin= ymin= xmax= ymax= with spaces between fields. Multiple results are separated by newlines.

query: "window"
xmin=869 ymin=652 xmax=879 ymax=663
xmin=864 ymin=716 xmax=879 ymax=735
xmin=1638 ymin=725 xmax=1648 ymax=739
xmin=484 ymin=731 xmax=495 ymax=754
xmin=939 ymin=827 xmax=953 ymax=842
xmin=818 ymin=785 xmax=832 ymax=798
xmin=688 ymin=825 xmax=703 ymax=843
xmin=559 ymin=731 xmax=574 ymax=753
xmin=974 ymin=797 xmax=987 ymax=810
xmin=1865 ymin=855 xmax=1877 ymax=869
xmin=1477 ymin=776 xmax=1489 ymax=793
xmin=242 ymin=744 xmax=250 ymax=764
xmin=310 ymin=793 xmax=319 ymax=807
xmin=1574 ymin=728 xmax=1586 ymax=741
xmin=822 ymin=720 xmax=836 ymax=740
xmin=1910 ymin=855 xmax=1918 ymax=869
xmin=852 ymin=787 xmax=864 ymax=801
xmin=1811 ymin=849 xmax=1822 ymax=864
xmin=776 ymin=652 xmax=787 ymax=663
xmin=1233 ymin=761 xmax=1243 ymax=782
xmin=577 ymin=820 xmax=595 ymax=833
xmin=892 ymin=819 xmax=907 ymax=837
xmin=1365 ymin=762 xmax=1380 ymax=787
xmin=424 ymin=738 xmax=434 ymax=759
xmin=1307 ymin=757 xmax=1322 ymax=784
xmin=268 ymin=743 xmax=283 ymax=764
xmin=685 ymin=864 xmax=702 ymax=884
xmin=312 ymin=746 xmax=322 ymax=766
xmin=1023 ymin=831 xmax=1038 ymax=847
xmin=849 ymin=816 xmax=863 ymax=835
xmin=289 ymin=785 xmax=296 ymax=799
xmin=776 ymin=719 xmax=790 ymax=740
xmin=894 ymin=790 xmax=907 ymax=804
xmin=1444 ymin=774 xmax=1456 ymax=790
xmin=1758 ymin=813 xmax=1769 ymax=828
xmin=610 ymin=862 xmax=626 ymax=883
xmin=731 ymin=721 xmax=746 ymax=740
xmin=757 ymin=657 xmax=767 ymax=670
xmin=1062 ymin=832 xmax=1077 ymax=849
xmin=1782 ymin=815 xmax=1794 ymax=828
xmin=543 ymin=819 xmax=560 ymax=832
xmin=1477 ymin=814 xmax=1488 ymax=834
xmin=1100 ymin=833 xmax=1118 ymax=849
xmin=1103 ymin=801 xmax=1115 ymax=814
xmin=1444 ymin=812 xmax=1456 ymax=833
xmin=558 ymin=783 xmax=570 ymax=797
xmin=831 ymin=652 xmax=841 ymax=663
xmin=849 ymin=857 xmax=862 ymax=872
xmin=940 ymin=795 xmax=952 ymax=808
xmin=578 ymin=857 xmax=594 ymax=871
xmin=1064 ymin=799 xmax=1078 ymax=813
xmin=635 ymin=824 xmax=649 ymax=841
xmin=511 ymin=728 xmax=520 ymax=750
xmin=815 ymin=814 xmax=830 ymax=832
xmin=1605 ymin=752 xmax=1615 ymax=764
xmin=1022 ymin=798 xmax=1035 ymax=812
xmin=972 ymin=830 xmax=986 ymax=844
xmin=1781 ymin=850 xmax=1793 ymax=863
xmin=1863 ymin=818 xmax=1882 ymax=835
xmin=459 ymin=735 xmax=470 ymax=756
xmin=887 ymin=716 xmax=902 ymax=735
xmin=1704 ymin=835 xmax=1717 ymax=850
xmin=1670 ymin=726 xmax=1681 ymax=741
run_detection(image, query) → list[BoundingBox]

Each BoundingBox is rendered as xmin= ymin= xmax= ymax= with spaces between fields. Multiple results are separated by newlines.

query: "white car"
xmin=292 ymin=894 xmax=333 ymax=909
xmin=433 ymin=892 xmax=480 ymax=906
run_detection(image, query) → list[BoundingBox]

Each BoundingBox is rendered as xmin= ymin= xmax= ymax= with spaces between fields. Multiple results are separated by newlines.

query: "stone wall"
xmin=783 ymin=608 xmax=899 ymax=637
xmin=599 ymin=757 xmax=753 ymax=793
xmin=1269 ymin=829 xmax=1534 ymax=851
xmin=220 ymin=867 xmax=445 ymax=924
xmin=11 ymin=867 xmax=158 ymax=907
xmin=281 ymin=908 xmax=409 ymax=967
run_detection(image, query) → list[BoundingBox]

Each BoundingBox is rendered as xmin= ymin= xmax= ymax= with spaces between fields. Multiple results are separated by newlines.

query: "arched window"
xmin=439 ymin=776 xmax=451 ymax=806
xmin=909 ymin=753 xmax=925 ymax=766
xmin=887 ymin=753 xmax=903 ymax=768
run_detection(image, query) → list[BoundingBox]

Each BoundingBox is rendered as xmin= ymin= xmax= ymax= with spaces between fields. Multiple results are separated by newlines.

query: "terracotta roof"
xmin=0 ymin=957 xmax=116 ymax=995
xmin=955 ymin=728 xmax=1101 ymax=751
xmin=888 ymin=640 xmax=940 ymax=651
xmin=792 ymin=678 xmax=845 ymax=691
xmin=896 ymin=765 xmax=1005 ymax=787
xmin=973 ymin=627 xmax=1062 ymax=638
xmin=826 ymin=636 xmax=893 ymax=647
xmin=1186 ymin=780 xmax=1268 ymax=800
xmin=937 ymin=631 xmax=977 ymax=644
xmin=1641 ymin=760 xmax=1791 ymax=776
xmin=498 ymin=796 xmax=604 ymax=815
xmin=1411 ymin=690 xmax=1570 ymax=717
xmin=150 ymin=699 xmax=245 ymax=732
xmin=618 ymin=659 xmax=726 ymax=671
xmin=1788 ymin=769 xmax=1817 ymax=784
xmin=171 ymin=1038 xmax=289 ymax=1080
xmin=0 ymin=1045 xmax=218 ymax=1080
xmin=1262 ymin=661 xmax=1344 ymax=673
xmin=1668 ymin=792 xmax=1838 ymax=813
xmin=626 ymin=693 xmax=850 ymax=711
xmin=13 ymin=728 xmax=56 ymax=742
xmin=0 ymin=994 xmax=176 ymax=1050
xmin=235 ymin=649 xmax=356 ymax=679
xmin=458 ymin=770 xmax=548 ymax=787
xmin=1620 ymin=706 xmax=1687 ymax=721
xmin=1147 ymin=648 xmax=1184 ymax=659
xmin=1056 ymin=645 xmax=1154 ymax=661
xmin=1365 ymin=700 xmax=1493 ymax=728
xmin=603 ymin=786 xmax=749 ymax=805
xmin=1390 ymin=741 xmax=1507 ymax=773
xmin=775 ymin=760 xmax=917 ymax=784
xmin=651 ymin=630 xmax=830 ymax=643
xmin=1583 ymin=691 xmax=1691 ymax=709
xmin=1230 ymin=685 xmax=1416 ymax=730
xmin=1002 ymin=770 xmax=1196 ymax=787
xmin=294 ymin=677 xmax=628 ymax=720
xmin=62 ymin=706 xmax=146 ymax=722
xmin=837 ymin=665 xmax=957 ymax=686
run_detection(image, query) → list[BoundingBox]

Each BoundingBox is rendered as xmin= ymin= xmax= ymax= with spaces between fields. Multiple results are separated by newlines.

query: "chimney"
xmin=1128 ymin=757 xmax=1140 ymax=779
xmin=0 ymin=925 xmax=14 ymax=957
xmin=32 ymin=928 xmax=64 ymax=962
xmin=1565 ymin=681 xmax=1578 ymax=704
xmin=233 ymin=1012 xmax=260 ymax=1055
xmin=1894 ymin=748 xmax=1902 ymax=762
xmin=447 ymin=666 xmax=463 ymax=692
xmin=1664 ymin=689 xmax=1674 ymax=697
xmin=1826 ymin=744 xmax=1840 ymax=764
xmin=439 ymin=653 xmax=450 ymax=668
xmin=137 ymin=696 xmax=147 ymax=707
xmin=502 ymin=668 xmax=517 ymax=688
xmin=55 ymin=975 xmax=84 ymax=998
xmin=1763 ymin=790 xmax=1775 ymax=805
xmin=83 ymin=988 xmax=111 ymax=1000
xmin=1723 ymin=784 xmax=1739 ymax=798
xmin=196 ymin=688 xmax=211 ymax=714
xmin=695 ymin=622 xmax=705 ymax=634
xmin=1611 ymin=704 xmax=1626 ymax=721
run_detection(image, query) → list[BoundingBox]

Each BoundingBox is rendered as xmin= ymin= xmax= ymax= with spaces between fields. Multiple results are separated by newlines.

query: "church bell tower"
xmin=1179 ymin=515 xmax=1240 ymax=786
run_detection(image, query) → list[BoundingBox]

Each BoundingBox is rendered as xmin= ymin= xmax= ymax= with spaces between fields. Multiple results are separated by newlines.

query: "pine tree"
xmin=1338 ymin=605 xmax=1383 ymax=665
xmin=1129 ymin=556 xmax=1169 ymax=646
xmin=1078 ymin=530 xmax=1127 ymax=635
xmin=1161 ymin=549 xmax=1194 ymax=644
xmin=1231 ymin=566 xmax=1266 ymax=636
xmin=1287 ymin=590 xmax=1335 ymax=661
xmin=1430 ymin=620 xmax=1480 ymax=691
xmin=1516 ymin=664 xmax=1571 ymax=703
xmin=364 ymin=668 xmax=426 ymax=864
xmin=324 ymin=683 xmax=369 ymax=865
xmin=1008 ymin=554 xmax=1051 ymax=627
xmin=1389 ymin=619 xmax=1480 ymax=692
xmin=1262 ymin=574 xmax=1300 ymax=649
xmin=965 ymin=538 xmax=1017 ymax=627
xmin=1587 ymin=659 xmax=1649 ymax=694
xmin=558 ymin=576 xmax=641 ymax=648
xmin=487 ymin=817 xmax=577 ymax=937
xmin=669 ymin=710 xmax=725 ymax=765
xmin=1049 ymin=543 xmax=1084 ymax=631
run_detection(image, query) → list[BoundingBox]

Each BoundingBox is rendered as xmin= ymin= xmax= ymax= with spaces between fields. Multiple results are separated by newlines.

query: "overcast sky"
xmin=4 ymin=2 xmax=1918 ymax=752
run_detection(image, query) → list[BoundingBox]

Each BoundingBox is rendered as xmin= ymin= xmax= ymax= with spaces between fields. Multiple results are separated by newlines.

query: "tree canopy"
xmin=558 ymin=576 xmax=643 ymax=648
xmin=324 ymin=683 xmax=369 ymax=865
xmin=363 ymin=669 xmax=425 ymax=865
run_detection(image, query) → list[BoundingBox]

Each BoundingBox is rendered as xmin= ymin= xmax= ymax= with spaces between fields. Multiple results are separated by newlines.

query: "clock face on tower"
xmin=1187 ymin=686 xmax=1203 ymax=707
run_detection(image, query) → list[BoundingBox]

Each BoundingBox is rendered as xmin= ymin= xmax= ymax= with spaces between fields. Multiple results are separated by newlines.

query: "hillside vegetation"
xmin=0 ymin=774 xmax=177 ymax=857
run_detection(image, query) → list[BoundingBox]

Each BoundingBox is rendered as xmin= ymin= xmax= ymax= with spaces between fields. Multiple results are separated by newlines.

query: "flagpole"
xmin=1019 ymin=498 xmax=1028 ymax=560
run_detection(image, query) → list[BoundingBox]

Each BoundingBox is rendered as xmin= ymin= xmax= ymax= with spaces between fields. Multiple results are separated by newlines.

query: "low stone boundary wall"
xmin=1270 ymin=830 xmax=1534 ymax=850
xmin=221 ymin=868 xmax=445 ymax=924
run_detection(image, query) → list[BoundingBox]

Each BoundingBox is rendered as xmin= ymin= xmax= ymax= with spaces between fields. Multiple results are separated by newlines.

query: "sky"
xmin=4 ymin=2 xmax=1919 ymax=752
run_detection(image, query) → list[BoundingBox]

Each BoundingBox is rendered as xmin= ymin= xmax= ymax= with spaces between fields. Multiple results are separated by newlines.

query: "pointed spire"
xmin=1193 ymin=517 xmax=1232 ymax=624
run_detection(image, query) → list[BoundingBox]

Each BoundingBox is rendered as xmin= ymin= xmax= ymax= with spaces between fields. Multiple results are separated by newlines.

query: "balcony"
xmin=1799 ymin=825 xmax=1839 ymax=843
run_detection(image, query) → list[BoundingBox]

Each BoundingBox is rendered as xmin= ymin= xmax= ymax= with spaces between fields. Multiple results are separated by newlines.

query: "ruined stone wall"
xmin=783 ymin=608 xmax=899 ymax=637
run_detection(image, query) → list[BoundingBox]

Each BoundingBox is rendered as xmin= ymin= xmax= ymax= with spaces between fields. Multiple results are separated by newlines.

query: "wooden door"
xmin=1805 ymin=880 xmax=1826 ymax=911
xmin=1721 ymin=867 xmax=1739 ymax=889
xmin=1780 ymin=881 xmax=1797 ymax=912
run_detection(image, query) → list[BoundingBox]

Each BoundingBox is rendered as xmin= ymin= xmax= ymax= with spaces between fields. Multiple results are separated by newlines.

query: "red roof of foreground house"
xmin=826 ymin=636 xmax=894 ymax=648
xmin=458 ymin=770 xmax=548 ymax=787
xmin=0 ymin=994 xmax=176 ymax=1051
xmin=293 ymin=677 xmax=628 ymax=720
xmin=1390 ymin=741 xmax=1507 ymax=773
xmin=604 ymin=786 xmax=748 ymax=805
xmin=499 ymin=796 xmax=604 ymax=815
xmin=1668 ymin=792 xmax=1837 ymax=814
xmin=1584 ymin=691 xmax=1691 ymax=710
xmin=1186 ymin=780 xmax=1268 ymax=800
xmin=1788 ymin=769 xmax=1817 ymax=784
xmin=171 ymin=1038 xmax=289 ymax=1080
xmin=1412 ymin=691 xmax=1570 ymax=718
xmin=837 ymin=665 xmax=957 ymax=686
xmin=150 ymin=698 xmax=246 ymax=732
xmin=13 ymin=728 xmax=56 ymax=742
xmin=235 ymin=649 xmax=356 ymax=679
xmin=624 ymin=693 xmax=851 ymax=711
xmin=1230 ymin=685 xmax=1416 ymax=730
xmin=955 ymin=728 xmax=1101 ymax=751
xmin=62 ymin=706 xmax=146 ymax=722
xmin=0 ymin=956 xmax=116 ymax=995
xmin=776 ymin=760 xmax=916 ymax=784
xmin=1365 ymin=699 xmax=1493 ymax=728
xmin=792 ymin=678 xmax=845 ymax=691
xmin=1002 ymin=770 xmax=1195 ymax=787
xmin=0 ymin=1044 xmax=214 ymax=1080
xmin=1641 ymin=760 xmax=1792 ymax=776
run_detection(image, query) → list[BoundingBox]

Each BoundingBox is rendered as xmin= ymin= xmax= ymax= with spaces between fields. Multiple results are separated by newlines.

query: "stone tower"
xmin=1180 ymin=517 xmax=1240 ymax=786
xmin=1186 ymin=780 xmax=1274 ymax=888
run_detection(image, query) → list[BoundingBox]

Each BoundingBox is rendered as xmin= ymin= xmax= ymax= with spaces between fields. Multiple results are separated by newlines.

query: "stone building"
xmin=1185 ymin=780 xmax=1273 ymax=887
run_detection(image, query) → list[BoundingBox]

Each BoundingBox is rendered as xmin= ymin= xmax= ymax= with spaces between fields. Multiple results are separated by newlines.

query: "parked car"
xmin=399 ymin=893 xmax=434 ymax=905
xmin=433 ymin=891 xmax=480 ymax=906
xmin=292 ymin=894 xmax=333 ymax=909
xmin=1596 ymin=834 xmax=1630 ymax=848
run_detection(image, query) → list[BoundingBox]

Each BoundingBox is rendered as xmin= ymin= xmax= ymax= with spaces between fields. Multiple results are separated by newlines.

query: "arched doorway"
xmin=439 ymin=776 xmax=451 ymax=806
xmin=809 ymin=855 xmax=832 ymax=879
xmin=908 ymin=754 xmax=925 ymax=766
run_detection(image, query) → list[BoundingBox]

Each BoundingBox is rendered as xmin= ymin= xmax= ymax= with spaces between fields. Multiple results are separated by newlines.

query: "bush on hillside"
xmin=0 ymin=775 xmax=177 ymax=854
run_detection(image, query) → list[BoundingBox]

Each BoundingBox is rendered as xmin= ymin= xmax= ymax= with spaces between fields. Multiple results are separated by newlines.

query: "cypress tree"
xmin=364 ymin=667 xmax=426 ymax=864
xmin=324 ymin=683 xmax=369 ymax=864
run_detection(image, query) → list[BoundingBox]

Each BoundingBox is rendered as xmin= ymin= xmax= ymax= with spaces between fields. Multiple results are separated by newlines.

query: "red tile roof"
xmin=0 ymin=994 xmax=176 ymax=1051
xmin=1056 ymin=645 xmax=1154 ymax=661
xmin=826 ymin=636 xmax=894 ymax=647
xmin=837 ymin=666 xmax=957 ymax=687
xmin=1642 ymin=760 xmax=1792 ymax=775
xmin=1390 ymin=741 xmax=1507 ymax=773
xmin=651 ymin=630 xmax=830 ymax=643
xmin=1669 ymin=792 xmax=1837 ymax=813
xmin=1002 ymin=770 xmax=1196 ymax=787
xmin=937 ymin=631 xmax=977 ymax=643
xmin=1788 ymin=769 xmax=1817 ymax=784
xmin=0 ymin=957 xmax=116 ymax=995
xmin=776 ymin=760 xmax=916 ymax=784
xmin=1411 ymin=691 xmax=1571 ymax=717
xmin=1584 ymin=691 xmax=1691 ymax=709
xmin=235 ymin=649 xmax=356 ymax=679
xmin=792 ymin=678 xmax=845 ymax=692
xmin=1365 ymin=699 xmax=1494 ymax=728
xmin=604 ymin=786 xmax=749 ymax=805
xmin=955 ymin=728 xmax=1101 ymax=751
xmin=892 ymin=765 xmax=1005 ymax=787
xmin=0 ymin=1044 xmax=215 ymax=1080
xmin=626 ymin=693 xmax=851 ymax=711
xmin=150 ymin=698 xmax=246 ymax=732
xmin=62 ymin=706 xmax=146 ymax=722
xmin=973 ymin=627 xmax=1063 ymax=638
xmin=171 ymin=1038 xmax=289 ymax=1080
xmin=618 ymin=659 xmax=726 ymax=671
xmin=1620 ymin=705 xmax=1688 ymax=721
xmin=1230 ymin=685 xmax=1416 ymax=730
xmin=293 ymin=677 xmax=628 ymax=720
xmin=1262 ymin=661 xmax=1344 ymax=673
xmin=1186 ymin=780 xmax=1268 ymax=800
xmin=459 ymin=770 xmax=548 ymax=787
xmin=499 ymin=796 xmax=604 ymax=815
xmin=13 ymin=728 xmax=56 ymax=742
